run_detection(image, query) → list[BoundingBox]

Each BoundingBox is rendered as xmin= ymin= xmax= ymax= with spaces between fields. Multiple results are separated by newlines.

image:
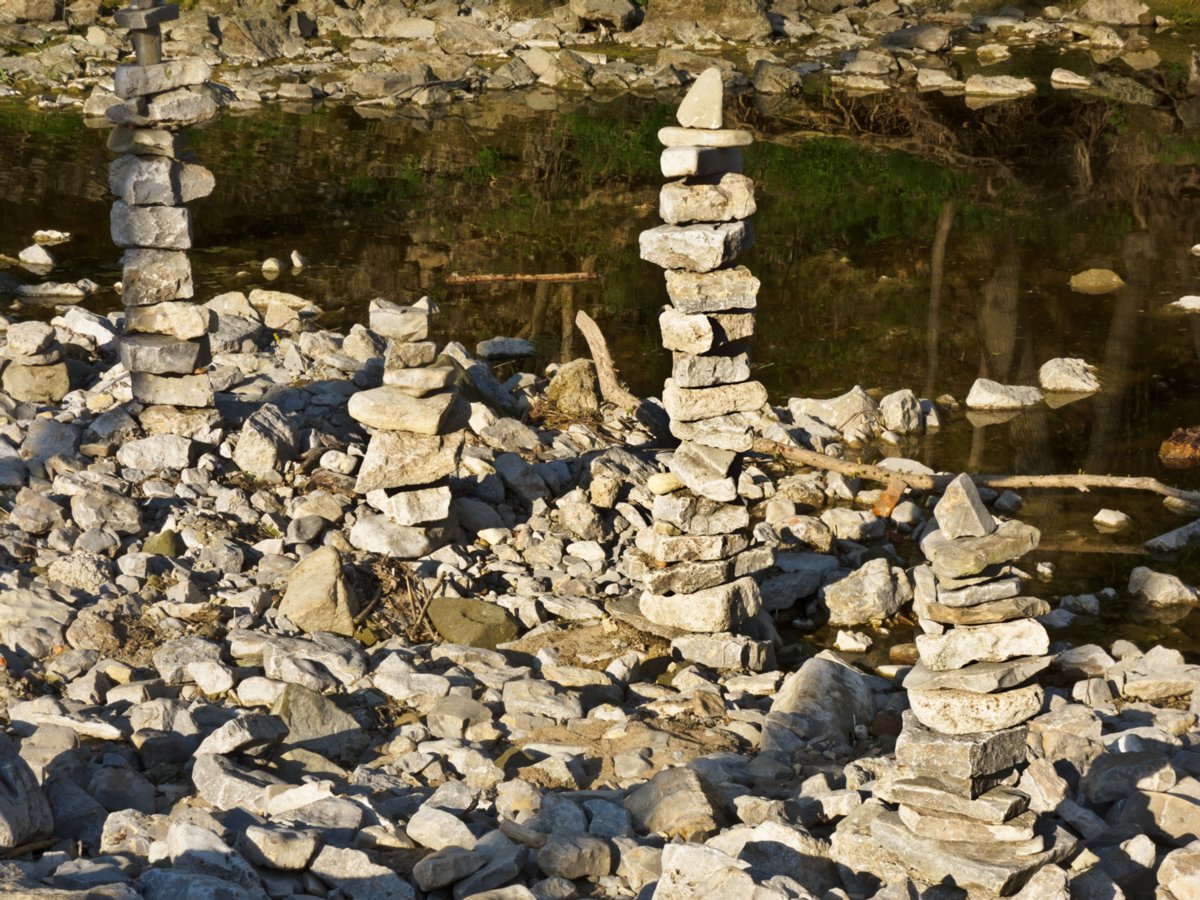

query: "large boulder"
xmin=277 ymin=547 xmax=359 ymax=637
xmin=761 ymin=651 xmax=874 ymax=757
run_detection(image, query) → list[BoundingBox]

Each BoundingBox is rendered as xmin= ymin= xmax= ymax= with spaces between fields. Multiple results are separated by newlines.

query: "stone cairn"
xmin=345 ymin=297 xmax=465 ymax=558
xmin=108 ymin=0 xmax=219 ymax=421
xmin=632 ymin=69 xmax=773 ymax=668
xmin=0 ymin=321 xmax=70 ymax=405
xmin=870 ymin=473 xmax=1076 ymax=893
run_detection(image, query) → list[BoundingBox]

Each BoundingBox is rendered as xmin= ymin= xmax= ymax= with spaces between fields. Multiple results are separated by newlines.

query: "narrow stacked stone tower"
xmin=869 ymin=474 xmax=1077 ymax=894
xmin=346 ymin=297 xmax=465 ymax=558
xmin=634 ymin=69 xmax=771 ymax=649
xmin=109 ymin=0 xmax=218 ymax=420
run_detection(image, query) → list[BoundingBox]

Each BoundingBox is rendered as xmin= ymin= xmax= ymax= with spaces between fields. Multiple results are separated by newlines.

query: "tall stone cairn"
xmin=633 ymin=69 xmax=772 ymax=658
xmin=109 ymin=0 xmax=219 ymax=420
xmin=869 ymin=473 xmax=1077 ymax=894
xmin=346 ymin=297 xmax=465 ymax=559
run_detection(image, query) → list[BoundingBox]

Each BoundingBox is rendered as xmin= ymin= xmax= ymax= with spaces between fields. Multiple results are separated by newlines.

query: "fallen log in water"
xmin=446 ymin=272 xmax=600 ymax=285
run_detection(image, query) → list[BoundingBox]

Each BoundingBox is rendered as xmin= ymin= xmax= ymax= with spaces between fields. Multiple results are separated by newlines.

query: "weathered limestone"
xmin=634 ymin=69 xmax=767 ymax=646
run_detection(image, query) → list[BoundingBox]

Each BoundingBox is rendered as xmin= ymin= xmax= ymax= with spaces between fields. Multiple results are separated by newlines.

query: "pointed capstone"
xmin=934 ymin=472 xmax=996 ymax=540
xmin=676 ymin=67 xmax=723 ymax=129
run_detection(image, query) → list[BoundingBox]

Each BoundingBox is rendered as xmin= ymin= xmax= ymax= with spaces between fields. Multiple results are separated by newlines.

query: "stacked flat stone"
xmin=347 ymin=297 xmax=464 ymax=559
xmin=0 ymin=321 xmax=69 ymax=404
xmin=109 ymin=0 xmax=218 ymax=416
xmin=869 ymin=474 xmax=1075 ymax=894
xmin=633 ymin=69 xmax=769 ymax=644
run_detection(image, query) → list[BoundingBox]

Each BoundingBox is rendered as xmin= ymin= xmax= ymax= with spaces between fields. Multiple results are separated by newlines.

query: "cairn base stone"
xmin=868 ymin=807 xmax=1076 ymax=896
xmin=873 ymin=777 xmax=1030 ymax=822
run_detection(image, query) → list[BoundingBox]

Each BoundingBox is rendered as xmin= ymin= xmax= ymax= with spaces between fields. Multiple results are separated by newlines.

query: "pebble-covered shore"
xmin=0 ymin=270 xmax=1193 ymax=897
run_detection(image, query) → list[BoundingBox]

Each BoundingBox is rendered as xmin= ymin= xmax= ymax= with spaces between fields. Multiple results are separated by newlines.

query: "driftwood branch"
xmin=575 ymin=310 xmax=672 ymax=440
xmin=574 ymin=310 xmax=640 ymax=408
xmin=447 ymin=272 xmax=600 ymax=285
xmin=749 ymin=438 xmax=1200 ymax=506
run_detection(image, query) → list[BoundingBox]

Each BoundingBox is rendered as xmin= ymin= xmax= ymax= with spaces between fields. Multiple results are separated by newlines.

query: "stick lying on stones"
xmin=749 ymin=437 xmax=1200 ymax=506
xmin=446 ymin=272 xmax=600 ymax=285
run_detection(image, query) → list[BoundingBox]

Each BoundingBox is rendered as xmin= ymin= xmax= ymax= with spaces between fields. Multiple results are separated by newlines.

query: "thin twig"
xmin=447 ymin=272 xmax=600 ymax=285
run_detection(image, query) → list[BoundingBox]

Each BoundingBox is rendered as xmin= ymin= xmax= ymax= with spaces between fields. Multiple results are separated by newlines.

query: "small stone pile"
xmin=0 ymin=320 xmax=69 ymax=404
xmin=108 ymin=0 xmax=218 ymax=417
xmin=632 ymin=68 xmax=771 ymax=657
xmin=346 ymin=296 xmax=465 ymax=558
xmin=870 ymin=473 xmax=1077 ymax=894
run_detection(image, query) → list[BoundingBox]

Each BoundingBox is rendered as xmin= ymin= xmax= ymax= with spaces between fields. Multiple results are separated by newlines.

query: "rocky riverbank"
xmin=1 ymin=0 xmax=1199 ymax=128
xmin=0 ymin=271 xmax=1193 ymax=896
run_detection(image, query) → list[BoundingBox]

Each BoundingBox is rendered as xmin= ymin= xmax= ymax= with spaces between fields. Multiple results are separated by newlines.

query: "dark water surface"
xmin=2 ymin=83 xmax=1200 ymax=651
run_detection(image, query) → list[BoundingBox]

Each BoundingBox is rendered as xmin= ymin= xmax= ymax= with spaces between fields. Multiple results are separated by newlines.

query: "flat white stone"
xmin=347 ymin=386 xmax=455 ymax=434
xmin=1050 ymin=68 xmax=1091 ymax=89
xmin=1093 ymin=508 xmax=1130 ymax=532
xmin=660 ymin=174 xmax=756 ymax=225
xmin=1038 ymin=357 xmax=1100 ymax=393
xmin=965 ymin=378 xmax=1044 ymax=410
xmin=659 ymin=308 xmax=714 ymax=354
xmin=964 ymin=75 xmax=1036 ymax=97
xmin=663 ymin=378 xmax=767 ymax=422
xmin=639 ymin=222 xmax=752 ymax=273
xmin=916 ymin=68 xmax=964 ymax=93
xmin=658 ymin=126 xmax=751 ymax=148
xmin=665 ymin=266 xmax=759 ymax=313
xmin=640 ymin=576 xmax=762 ymax=633
xmin=114 ymin=58 xmax=211 ymax=99
xmin=916 ymin=620 xmax=1049 ymax=671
